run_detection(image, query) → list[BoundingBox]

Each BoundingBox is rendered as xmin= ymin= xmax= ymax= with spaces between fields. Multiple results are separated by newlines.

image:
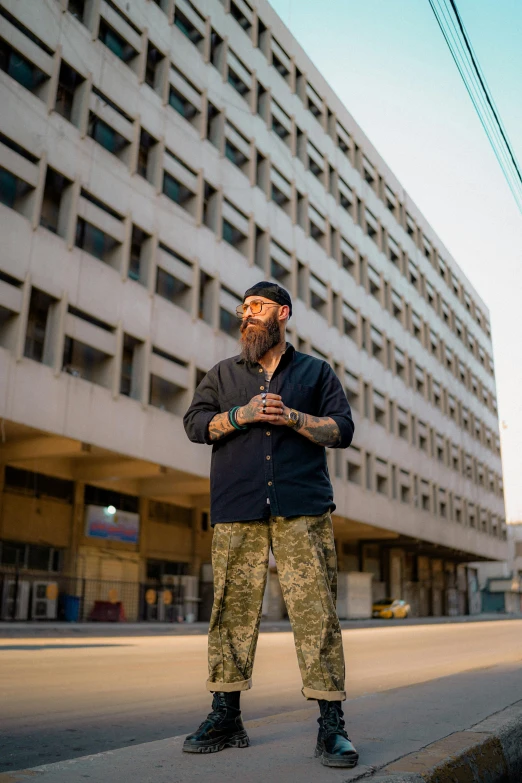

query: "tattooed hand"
xmin=237 ymin=393 xmax=286 ymax=425
xmin=295 ymin=413 xmax=341 ymax=447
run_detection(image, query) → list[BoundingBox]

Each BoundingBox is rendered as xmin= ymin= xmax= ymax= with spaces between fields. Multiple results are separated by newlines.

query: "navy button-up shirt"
xmin=183 ymin=344 xmax=354 ymax=525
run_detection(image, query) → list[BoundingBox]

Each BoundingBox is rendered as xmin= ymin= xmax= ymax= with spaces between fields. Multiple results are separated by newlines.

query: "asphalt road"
xmin=1 ymin=619 xmax=522 ymax=772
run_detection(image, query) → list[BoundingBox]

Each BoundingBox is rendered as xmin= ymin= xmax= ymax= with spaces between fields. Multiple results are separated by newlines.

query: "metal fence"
xmin=0 ymin=569 xmax=200 ymax=623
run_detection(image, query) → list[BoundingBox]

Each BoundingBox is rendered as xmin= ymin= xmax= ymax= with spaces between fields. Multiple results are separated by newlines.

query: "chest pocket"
xmin=219 ymin=387 xmax=248 ymax=412
xmin=284 ymin=383 xmax=317 ymax=414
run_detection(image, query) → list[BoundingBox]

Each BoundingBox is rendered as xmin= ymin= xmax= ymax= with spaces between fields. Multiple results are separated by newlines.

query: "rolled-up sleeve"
xmin=183 ymin=367 xmax=220 ymax=445
xmin=317 ymin=363 xmax=355 ymax=449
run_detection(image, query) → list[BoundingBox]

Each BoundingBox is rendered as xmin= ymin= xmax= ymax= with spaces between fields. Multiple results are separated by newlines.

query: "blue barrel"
xmin=64 ymin=595 xmax=80 ymax=622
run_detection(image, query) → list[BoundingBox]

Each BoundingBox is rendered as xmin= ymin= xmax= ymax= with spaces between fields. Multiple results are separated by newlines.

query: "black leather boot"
xmin=315 ymin=700 xmax=359 ymax=768
xmin=182 ymin=691 xmax=250 ymax=753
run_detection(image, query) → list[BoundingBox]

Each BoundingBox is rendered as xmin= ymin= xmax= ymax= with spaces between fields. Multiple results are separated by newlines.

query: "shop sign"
xmin=84 ymin=505 xmax=140 ymax=544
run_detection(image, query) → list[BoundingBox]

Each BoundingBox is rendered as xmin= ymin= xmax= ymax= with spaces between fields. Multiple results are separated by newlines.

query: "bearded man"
xmin=182 ymin=281 xmax=357 ymax=768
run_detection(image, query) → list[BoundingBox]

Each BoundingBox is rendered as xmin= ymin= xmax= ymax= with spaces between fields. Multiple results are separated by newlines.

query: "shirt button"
xmin=266 ymin=431 xmax=271 ymax=436
xmin=266 ymin=455 xmax=271 ymax=460
xmin=268 ymin=481 xmax=273 ymax=486
xmin=258 ymin=368 xmax=263 ymax=373
xmin=260 ymin=385 xmax=265 ymax=390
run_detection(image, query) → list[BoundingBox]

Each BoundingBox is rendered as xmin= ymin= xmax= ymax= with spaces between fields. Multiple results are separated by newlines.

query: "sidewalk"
xmin=1 ymin=613 xmax=520 ymax=637
xmin=2 ymin=662 xmax=522 ymax=782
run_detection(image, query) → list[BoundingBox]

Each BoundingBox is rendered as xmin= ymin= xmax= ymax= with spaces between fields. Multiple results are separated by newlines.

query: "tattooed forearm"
xmin=208 ymin=412 xmax=236 ymax=442
xmin=295 ymin=413 xmax=341 ymax=447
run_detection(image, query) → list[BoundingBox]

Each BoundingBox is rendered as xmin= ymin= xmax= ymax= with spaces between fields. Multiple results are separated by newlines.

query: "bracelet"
xmin=229 ymin=406 xmax=248 ymax=431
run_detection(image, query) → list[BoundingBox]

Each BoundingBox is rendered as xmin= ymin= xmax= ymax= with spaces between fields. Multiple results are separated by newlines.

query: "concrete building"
xmin=473 ymin=524 xmax=522 ymax=614
xmin=0 ymin=0 xmax=507 ymax=621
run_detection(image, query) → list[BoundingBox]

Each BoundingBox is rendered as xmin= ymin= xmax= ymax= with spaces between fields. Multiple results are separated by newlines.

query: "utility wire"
xmin=428 ymin=0 xmax=522 ymax=213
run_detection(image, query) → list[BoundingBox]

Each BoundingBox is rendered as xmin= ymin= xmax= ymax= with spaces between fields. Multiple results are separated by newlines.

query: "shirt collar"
xmin=234 ymin=341 xmax=295 ymax=364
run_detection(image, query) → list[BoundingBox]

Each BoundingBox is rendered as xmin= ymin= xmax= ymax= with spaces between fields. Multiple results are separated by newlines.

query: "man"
xmin=182 ymin=281 xmax=358 ymax=768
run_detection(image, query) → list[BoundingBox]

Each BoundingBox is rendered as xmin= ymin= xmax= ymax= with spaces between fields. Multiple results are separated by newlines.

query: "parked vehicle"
xmin=372 ymin=598 xmax=411 ymax=619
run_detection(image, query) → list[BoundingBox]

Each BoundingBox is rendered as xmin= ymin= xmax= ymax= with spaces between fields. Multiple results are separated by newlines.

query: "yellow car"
xmin=372 ymin=598 xmax=411 ymax=619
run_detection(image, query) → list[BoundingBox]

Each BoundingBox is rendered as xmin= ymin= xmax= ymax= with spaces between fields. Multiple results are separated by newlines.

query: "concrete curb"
xmin=370 ymin=701 xmax=522 ymax=782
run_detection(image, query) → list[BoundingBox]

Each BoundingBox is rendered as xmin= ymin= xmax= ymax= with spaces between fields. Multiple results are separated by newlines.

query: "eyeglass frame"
xmin=235 ymin=299 xmax=282 ymax=319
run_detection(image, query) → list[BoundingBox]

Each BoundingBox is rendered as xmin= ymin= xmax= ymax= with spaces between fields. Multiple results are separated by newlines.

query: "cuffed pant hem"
xmin=206 ymin=678 xmax=252 ymax=692
xmin=302 ymin=687 xmax=346 ymax=701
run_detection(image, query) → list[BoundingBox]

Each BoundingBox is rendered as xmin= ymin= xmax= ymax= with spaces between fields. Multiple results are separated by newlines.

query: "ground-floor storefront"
xmin=0 ymin=423 xmax=490 ymax=623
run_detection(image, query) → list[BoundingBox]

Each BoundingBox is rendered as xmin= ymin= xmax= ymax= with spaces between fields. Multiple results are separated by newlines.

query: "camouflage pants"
xmin=207 ymin=512 xmax=346 ymax=701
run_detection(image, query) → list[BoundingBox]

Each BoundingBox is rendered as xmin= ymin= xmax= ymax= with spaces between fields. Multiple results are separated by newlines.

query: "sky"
xmin=268 ymin=0 xmax=522 ymax=522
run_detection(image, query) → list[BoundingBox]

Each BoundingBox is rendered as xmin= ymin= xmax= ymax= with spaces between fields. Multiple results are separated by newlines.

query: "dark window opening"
xmin=174 ymin=9 xmax=204 ymax=46
xmin=169 ymin=86 xmax=198 ymax=122
xmin=40 ymin=167 xmax=71 ymax=235
xmin=0 ymin=167 xmax=33 ymax=216
xmin=75 ymin=218 xmax=119 ymax=264
xmin=145 ymin=42 xmax=164 ymax=89
xmin=0 ymin=40 xmax=48 ymax=97
xmin=120 ymin=333 xmax=140 ymax=397
xmin=5 ymin=466 xmax=73 ymax=502
xmin=227 ymin=68 xmax=249 ymax=97
xmin=24 ymin=288 xmax=55 ymax=363
xmin=156 ymin=266 xmax=191 ymax=311
xmin=129 ymin=224 xmax=151 ymax=282
xmin=55 ymin=61 xmax=84 ymax=123
xmin=149 ymin=374 xmax=186 ymax=414
xmin=162 ymin=172 xmax=195 ymax=211
xmin=98 ymin=19 xmax=138 ymax=64
xmin=88 ymin=113 xmax=130 ymax=159
xmin=84 ymin=484 xmax=139 ymax=513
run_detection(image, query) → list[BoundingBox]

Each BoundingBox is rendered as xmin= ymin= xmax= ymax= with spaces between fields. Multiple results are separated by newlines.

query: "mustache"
xmin=240 ymin=318 xmax=266 ymax=333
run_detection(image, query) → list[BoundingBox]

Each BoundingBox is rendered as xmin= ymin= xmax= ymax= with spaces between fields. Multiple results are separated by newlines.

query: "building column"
xmin=65 ymin=481 xmax=85 ymax=578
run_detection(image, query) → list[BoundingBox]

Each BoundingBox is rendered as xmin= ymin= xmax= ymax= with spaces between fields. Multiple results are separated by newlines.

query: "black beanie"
xmin=243 ymin=281 xmax=292 ymax=317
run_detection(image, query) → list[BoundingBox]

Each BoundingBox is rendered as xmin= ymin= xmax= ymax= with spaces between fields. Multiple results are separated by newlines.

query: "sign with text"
xmin=84 ymin=505 xmax=140 ymax=544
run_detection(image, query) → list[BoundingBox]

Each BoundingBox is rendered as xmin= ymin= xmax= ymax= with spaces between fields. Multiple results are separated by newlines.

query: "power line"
xmin=428 ymin=0 xmax=522 ymax=213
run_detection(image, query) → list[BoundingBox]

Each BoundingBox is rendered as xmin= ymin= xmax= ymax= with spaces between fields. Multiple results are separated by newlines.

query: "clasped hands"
xmin=236 ymin=393 xmax=292 ymax=426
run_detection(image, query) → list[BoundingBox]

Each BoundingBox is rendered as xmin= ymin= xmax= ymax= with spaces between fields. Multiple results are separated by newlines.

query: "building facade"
xmin=0 ymin=0 xmax=507 ymax=621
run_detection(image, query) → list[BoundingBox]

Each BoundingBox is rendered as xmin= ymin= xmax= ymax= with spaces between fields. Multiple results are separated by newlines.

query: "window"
xmin=88 ymin=89 xmax=133 ymax=162
xmin=222 ymin=199 xmax=250 ymax=256
xmin=418 ymin=420 xmax=428 ymax=452
xmin=306 ymin=81 xmax=323 ymax=121
xmin=344 ymin=370 xmax=359 ymax=411
xmin=388 ymin=235 xmax=401 ymax=267
xmin=225 ymin=121 xmax=250 ymax=173
xmin=174 ymin=3 xmax=205 ymax=49
xmin=120 ymin=334 xmax=141 ymax=398
xmin=0 ymin=38 xmax=49 ymax=99
xmin=347 ymin=447 xmax=362 ymax=485
xmin=340 ymin=238 xmax=356 ymax=277
xmin=227 ymin=49 xmax=251 ymax=100
xmin=145 ymin=41 xmax=164 ymax=90
xmin=395 ymin=347 xmax=406 ymax=381
xmin=149 ymin=375 xmax=187 ymax=414
xmin=400 ymin=470 xmax=411 ymax=504
xmin=271 ymin=98 xmax=292 ymax=145
xmin=309 ymin=204 xmax=326 ymax=247
xmin=367 ymin=265 xmax=381 ymax=301
xmin=55 ymin=61 xmax=84 ymax=123
xmin=310 ymin=273 xmax=328 ymax=317
xmin=62 ymin=336 xmax=112 ymax=386
xmin=408 ymin=259 xmax=419 ymax=289
xmin=336 ymin=121 xmax=352 ymax=158
xmin=373 ymin=390 xmax=386 ymax=427
xmin=398 ymin=407 xmax=409 ymax=440
xmin=210 ymin=28 xmax=225 ymax=72
xmin=0 ymin=166 xmax=34 ymax=218
xmin=270 ymin=166 xmax=292 ymax=212
xmin=307 ymin=139 xmax=324 ymax=180
xmin=68 ymin=0 xmax=86 ymax=22
xmin=98 ymin=19 xmax=138 ymax=65
xmin=198 ymin=271 xmax=214 ymax=324
xmin=169 ymin=66 xmax=201 ymax=125
xmin=342 ymin=302 xmax=357 ymax=340
xmin=156 ymin=245 xmax=193 ymax=312
xmin=271 ymin=36 xmax=291 ymax=82
xmin=24 ymin=288 xmax=56 ymax=363
xmin=129 ymin=225 xmax=152 ymax=283
xmin=411 ymin=310 xmax=422 ymax=341
xmin=76 ymin=218 xmax=120 ymax=265
xmin=40 ymin=167 xmax=72 ymax=236
xmin=365 ymin=209 xmax=379 ymax=243
xmin=137 ymin=128 xmax=158 ymax=182
xmin=162 ymin=164 xmax=197 ymax=215
xmin=269 ymin=240 xmax=291 ymax=287
xmin=370 ymin=326 xmax=384 ymax=363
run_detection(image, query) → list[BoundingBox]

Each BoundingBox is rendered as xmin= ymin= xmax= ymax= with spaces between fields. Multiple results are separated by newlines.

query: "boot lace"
xmin=322 ymin=705 xmax=349 ymax=739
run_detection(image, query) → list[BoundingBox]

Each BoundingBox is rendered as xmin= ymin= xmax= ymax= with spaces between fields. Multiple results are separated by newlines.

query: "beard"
xmin=239 ymin=311 xmax=281 ymax=364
